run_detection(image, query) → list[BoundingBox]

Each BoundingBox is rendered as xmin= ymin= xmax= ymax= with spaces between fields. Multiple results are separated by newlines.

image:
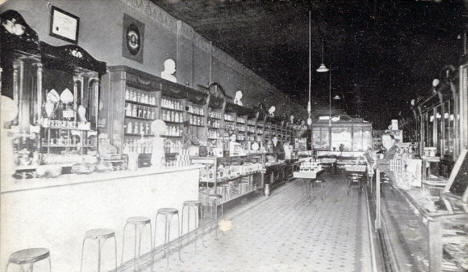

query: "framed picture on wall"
xmin=49 ymin=6 xmax=79 ymax=43
xmin=122 ymin=14 xmax=145 ymax=63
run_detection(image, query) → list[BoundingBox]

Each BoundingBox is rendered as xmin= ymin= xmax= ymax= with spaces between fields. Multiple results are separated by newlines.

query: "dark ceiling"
xmin=153 ymin=0 xmax=465 ymax=129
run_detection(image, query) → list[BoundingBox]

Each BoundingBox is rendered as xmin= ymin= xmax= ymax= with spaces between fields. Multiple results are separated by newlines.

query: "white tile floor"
xmin=132 ymin=173 xmax=372 ymax=272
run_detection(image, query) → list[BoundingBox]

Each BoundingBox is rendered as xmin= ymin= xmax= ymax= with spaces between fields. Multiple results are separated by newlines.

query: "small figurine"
xmin=234 ymin=90 xmax=243 ymax=106
xmin=268 ymin=106 xmax=276 ymax=117
xmin=161 ymin=58 xmax=177 ymax=83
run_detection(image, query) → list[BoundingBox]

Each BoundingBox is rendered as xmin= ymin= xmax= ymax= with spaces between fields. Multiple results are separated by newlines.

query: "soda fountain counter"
xmin=0 ymin=165 xmax=202 ymax=271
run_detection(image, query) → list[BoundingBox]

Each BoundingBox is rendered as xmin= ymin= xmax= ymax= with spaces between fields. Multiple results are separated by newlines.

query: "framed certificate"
xmin=49 ymin=6 xmax=79 ymax=43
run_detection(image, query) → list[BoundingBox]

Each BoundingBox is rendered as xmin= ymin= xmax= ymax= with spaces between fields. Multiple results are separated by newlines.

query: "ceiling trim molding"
xmin=120 ymin=0 xmax=283 ymax=99
xmin=121 ymin=0 xmax=177 ymax=33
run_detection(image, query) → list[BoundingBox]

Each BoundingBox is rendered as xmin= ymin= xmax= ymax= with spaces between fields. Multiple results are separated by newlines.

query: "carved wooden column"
xmin=35 ymin=63 xmax=43 ymax=122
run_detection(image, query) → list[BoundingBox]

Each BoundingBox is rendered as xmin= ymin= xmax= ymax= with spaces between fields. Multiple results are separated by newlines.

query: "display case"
xmin=371 ymin=148 xmax=468 ymax=272
xmin=1 ymin=10 xmax=106 ymax=178
xmin=192 ymin=153 xmax=265 ymax=205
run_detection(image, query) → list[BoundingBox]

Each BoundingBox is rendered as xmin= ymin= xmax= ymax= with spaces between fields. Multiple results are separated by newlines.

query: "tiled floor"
xmin=138 ymin=173 xmax=372 ymax=272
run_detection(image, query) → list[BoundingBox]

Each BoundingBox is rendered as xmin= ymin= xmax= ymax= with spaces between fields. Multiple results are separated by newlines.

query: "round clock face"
xmin=126 ymin=24 xmax=140 ymax=55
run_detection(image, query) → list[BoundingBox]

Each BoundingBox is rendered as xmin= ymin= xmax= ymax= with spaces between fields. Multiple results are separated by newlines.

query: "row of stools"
xmin=5 ymin=195 xmax=224 ymax=272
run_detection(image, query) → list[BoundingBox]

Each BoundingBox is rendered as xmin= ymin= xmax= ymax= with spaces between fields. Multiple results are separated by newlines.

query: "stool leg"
xmin=133 ymin=224 xmax=137 ymax=271
xmin=113 ymin=236 xmax=118 ymax=272
xmin=181 ymin=206 xmax=185 ymax=235
xmin=148 ymin=222 xmax=154 ymax=269
xmin=5 ymin=262 xmax=10 ymax=272
xmin=97 ymin=239 xmax=101 ymax=272
xmin=176 ymin=212 xmax=183 ymax=263
xmin=193 ymin=206 xmax=198 ymax=252
xmin=80 ymin=238 xmax=87 ymax=272
xmin=138 ymin=225 xmax=143 ymax=258
xmin=165 ymin=216 xmax=169 ymax=267
xmin=214 ymin=200 xmax=218 ymax=240
xmin=187 ymin=206 xmax=191 ymax=234
xmin=48 ymin=256 xmax=52 ymax=272
xmin=121 ymin=222 xmax=129 ymax=264
xmin=220 ymin=202 xmax=224 ymax=219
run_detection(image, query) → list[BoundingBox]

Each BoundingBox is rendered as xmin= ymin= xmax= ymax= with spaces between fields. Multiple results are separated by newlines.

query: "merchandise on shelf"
xmin=161 ymin=97 xmax=183 ymax=110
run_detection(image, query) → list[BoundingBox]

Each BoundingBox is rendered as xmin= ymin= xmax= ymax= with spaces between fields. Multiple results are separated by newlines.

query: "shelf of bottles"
xmin=236 ymin=116 xmax=246 ymax=132
xmin=224 ymin=113 xmax=236 ymax=131
xmin=257 ymin=122 xmax=264 ymax=135
xmin=208 ymin=129 xmax=221 ymax=140
xmin=124 ymin=137 xmax=153 ymax=154
xmin=160 ymin=97 xmax=183 ymax=137
xmin=187 ymin=104 xmax=205 ymax=127
xmin=124 ymin=86 xmax=158 ymax=141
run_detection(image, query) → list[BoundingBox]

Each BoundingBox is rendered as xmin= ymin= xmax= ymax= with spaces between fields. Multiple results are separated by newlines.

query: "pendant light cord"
xmin=308 ymin=10 xmax=311 ymax=113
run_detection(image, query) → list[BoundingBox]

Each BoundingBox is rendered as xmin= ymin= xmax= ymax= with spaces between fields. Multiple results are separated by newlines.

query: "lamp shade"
xmin=316 ymin=63 xmax=329 ymax=73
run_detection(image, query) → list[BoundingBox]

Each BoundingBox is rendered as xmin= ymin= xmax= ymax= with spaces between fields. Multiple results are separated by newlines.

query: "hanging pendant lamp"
xmin=317 ymin=40 xmax=329 ymax=73
xmin=307 ymin=10 xmax=312 ymax=127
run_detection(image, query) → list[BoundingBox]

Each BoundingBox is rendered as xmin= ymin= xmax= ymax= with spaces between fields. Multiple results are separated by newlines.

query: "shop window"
xmin=424 ymin=111 xmax=434 ymax=147
xmin=312 ymin=127 xmax=329 ymax=150
xmin=331 ymin=127 xmax=352 ymax=152
xmin=352 ymin=127 xmax=363 ymax=151
xmin=363 ymin=127 xmax=372 ymax=151
xmin=444 ymin=100 xmax=454 ymax=158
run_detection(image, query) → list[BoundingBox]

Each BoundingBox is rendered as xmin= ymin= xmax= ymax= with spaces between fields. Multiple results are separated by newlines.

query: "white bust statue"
xmin=234 ymin=90 xmax=243 ymax=106
xmin=268 ymin=106 xmax=276 ymax=117
xmin=161 ymin=59 xmax=177 ymax=83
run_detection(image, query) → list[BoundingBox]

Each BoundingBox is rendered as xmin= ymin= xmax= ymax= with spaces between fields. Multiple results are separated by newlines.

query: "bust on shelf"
xmin=160 ymin=58 xmax=177 ymax=83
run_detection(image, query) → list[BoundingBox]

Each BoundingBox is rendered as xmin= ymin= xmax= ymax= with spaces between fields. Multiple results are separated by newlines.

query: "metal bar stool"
xmin=181 ymin=200 xmax=201 ymax=252
xmin=208 ymin=194 xmax=223 ymax=239
xmin=121 ymin=216 xmax=153 ymax=271
xmin=6 ymin=248 xmax=51 ymax=272
xmin=154 ymin=208 xmax=182 ymax=267
xmin=80 ymin=228 xmax=117 ymax=272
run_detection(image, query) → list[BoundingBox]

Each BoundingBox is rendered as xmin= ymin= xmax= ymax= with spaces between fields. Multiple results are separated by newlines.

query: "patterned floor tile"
xmin=131 ymin=173 xmax=372 ymax=272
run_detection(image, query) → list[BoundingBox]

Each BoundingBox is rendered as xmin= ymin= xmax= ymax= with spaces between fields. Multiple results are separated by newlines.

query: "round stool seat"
xmin=85 ymin=228 xmax=115 ymax=240
xmin=208 ymin=194 xmax=222 ymax=199
xmin=127 ymin=216 xmax=151 ymax=225
xmin=157 ymin=208 xmax=178 ymax=215
xmin=183 ymin=200 xmax=201 ymax=206
xmin=8 ymin=248 xmax=49 ymax=265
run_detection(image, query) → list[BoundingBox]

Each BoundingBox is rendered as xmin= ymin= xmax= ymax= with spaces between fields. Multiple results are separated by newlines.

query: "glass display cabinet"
xmin=1 ymin=10 xmax=106 ymax=178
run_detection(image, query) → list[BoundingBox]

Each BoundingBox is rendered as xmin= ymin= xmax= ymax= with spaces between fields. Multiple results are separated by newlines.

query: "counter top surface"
xmin=1 ymin=165 xmax=203 ymax=194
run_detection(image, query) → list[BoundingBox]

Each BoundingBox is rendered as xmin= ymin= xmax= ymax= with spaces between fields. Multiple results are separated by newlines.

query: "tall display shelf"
xmin=102 ymin=66 xmax=208 ymax=158
xmin=207 ymin=107 xmax=223 ymax=141
xmin=102 ymin=66 xmax=161 ymax=154
xmin=246 ymin=115 xmax=257 ymax=143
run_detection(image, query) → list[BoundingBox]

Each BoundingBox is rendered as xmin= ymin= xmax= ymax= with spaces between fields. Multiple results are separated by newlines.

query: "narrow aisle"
xmin=148 ymin=173 xmax=372 ymax=272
